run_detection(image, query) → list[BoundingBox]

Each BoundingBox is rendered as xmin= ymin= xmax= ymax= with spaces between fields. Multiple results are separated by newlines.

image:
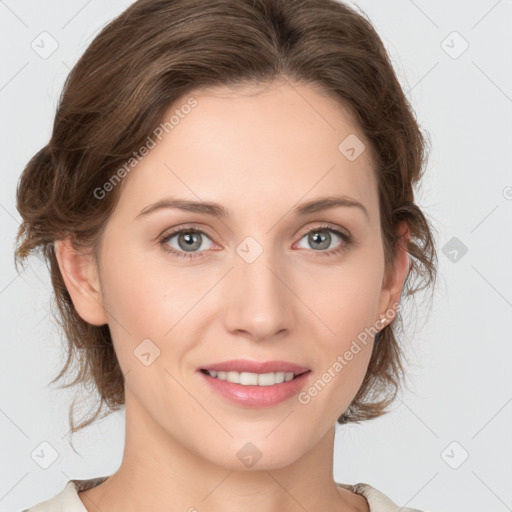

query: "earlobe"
xmin=54 ymin=239 xmax=108 ymax=326
xmin=378 ymin=221 xmax=411 ymax=323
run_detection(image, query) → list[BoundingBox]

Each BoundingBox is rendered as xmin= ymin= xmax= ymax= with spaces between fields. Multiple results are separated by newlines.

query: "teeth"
xmin=205 ymin=370 xmax=297 ymax=386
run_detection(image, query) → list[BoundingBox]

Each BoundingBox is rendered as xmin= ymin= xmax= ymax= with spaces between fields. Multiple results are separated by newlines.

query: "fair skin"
xmin=55 ymin=79 xmax=410 ymax=512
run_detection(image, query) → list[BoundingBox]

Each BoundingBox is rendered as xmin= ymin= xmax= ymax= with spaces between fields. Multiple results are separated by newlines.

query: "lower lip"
xmin=198 ymin=370 xmax=312 ymax=408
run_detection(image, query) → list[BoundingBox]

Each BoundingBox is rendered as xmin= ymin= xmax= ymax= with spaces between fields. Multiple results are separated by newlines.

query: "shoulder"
xmin=336 ymin=481 xmax=426 ymax=512
xmin=22 ymin=477 xmax=427 ymax=512
xmin=20 ymin=476 xmax=110 ymax=512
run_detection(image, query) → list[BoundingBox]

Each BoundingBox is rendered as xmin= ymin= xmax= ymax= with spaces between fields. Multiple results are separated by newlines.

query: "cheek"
xmin=292 ymin=254 xmax=383 ymax=406
xmin=99 ymin=248 xmax=220 ymax=353
xmin=295 ymin=256 xmax=384 ymax=342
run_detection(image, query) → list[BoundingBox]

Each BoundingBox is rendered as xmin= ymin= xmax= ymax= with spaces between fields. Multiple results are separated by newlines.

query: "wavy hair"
xmin=15 ymin=0 xmax=438 ymax=433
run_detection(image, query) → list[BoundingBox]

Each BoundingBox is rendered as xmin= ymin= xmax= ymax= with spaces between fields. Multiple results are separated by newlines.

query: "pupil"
xmin=180 ymin=232 xmax=201 ymax=251
xmin=310 ymin=230 xmax=330 ymax=250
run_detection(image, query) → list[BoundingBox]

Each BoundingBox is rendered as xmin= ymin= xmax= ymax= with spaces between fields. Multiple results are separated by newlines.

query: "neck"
xmin=78 ymin=388 xmax=368 ymax=512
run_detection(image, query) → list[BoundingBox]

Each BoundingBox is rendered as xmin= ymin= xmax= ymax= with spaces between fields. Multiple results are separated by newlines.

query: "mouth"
xmin=197 ymin=359 xmax=312 ymax=408
xmin=199 ymin=368 xmax=310 ymax=386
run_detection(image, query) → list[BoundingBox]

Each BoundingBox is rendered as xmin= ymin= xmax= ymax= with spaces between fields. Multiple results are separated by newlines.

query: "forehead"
xmin=112 ymin=80 xmax=379 ymax=225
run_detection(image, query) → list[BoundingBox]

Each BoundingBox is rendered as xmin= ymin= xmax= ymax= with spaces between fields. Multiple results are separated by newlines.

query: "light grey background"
xmin=1 ymin=1 xmax=511 ymax=511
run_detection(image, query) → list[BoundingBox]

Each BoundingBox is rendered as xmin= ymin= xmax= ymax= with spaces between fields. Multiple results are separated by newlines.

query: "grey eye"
xmin=296 ymin=229 xmax=342 ymax=251
xmin=166 ymin=230 xmax=213 ymax=253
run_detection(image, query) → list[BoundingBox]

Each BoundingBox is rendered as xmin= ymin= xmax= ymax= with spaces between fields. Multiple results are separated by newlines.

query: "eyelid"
xmin=295 ymin=221 xmax=350 ymax=240
xmin=158 ymin=221 xmax=350 ymax=243
xmin=158 ymin=222 xmax=352 ymax=259
xmin=157 ymin=223 xmax=217 ymax=244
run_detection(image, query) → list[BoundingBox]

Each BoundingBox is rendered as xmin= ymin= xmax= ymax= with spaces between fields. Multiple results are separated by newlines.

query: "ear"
xmin=377 ymin=221 xmax=411 ymax=324
xmin=54 ymin=238 xmax=108 ymax=326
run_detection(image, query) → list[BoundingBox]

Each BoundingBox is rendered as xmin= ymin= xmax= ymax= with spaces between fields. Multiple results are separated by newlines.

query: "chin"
xmin=199 ymin=437 xmax=305 ymax=472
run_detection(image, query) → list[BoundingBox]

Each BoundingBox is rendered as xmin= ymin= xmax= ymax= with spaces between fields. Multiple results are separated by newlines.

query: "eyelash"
xmin=157 ymin=223 xmax=353 ymax=261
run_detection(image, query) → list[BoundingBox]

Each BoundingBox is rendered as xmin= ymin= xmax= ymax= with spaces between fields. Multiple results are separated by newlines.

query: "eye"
xmin=295 ymin=224 xmax=352 ymax=257
xmin=158 ymin=227 xmax=215 ymax=260
xmin=158 ymin=223 xmax=353 ymax=261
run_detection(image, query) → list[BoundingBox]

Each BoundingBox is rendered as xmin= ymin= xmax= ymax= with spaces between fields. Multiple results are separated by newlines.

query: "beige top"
xmin=22 ymin=476 xmax=426 ymax=511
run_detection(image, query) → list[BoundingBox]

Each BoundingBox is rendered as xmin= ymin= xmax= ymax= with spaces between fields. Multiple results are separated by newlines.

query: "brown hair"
xmin=15 ymin=0 xmax=437 ymax=434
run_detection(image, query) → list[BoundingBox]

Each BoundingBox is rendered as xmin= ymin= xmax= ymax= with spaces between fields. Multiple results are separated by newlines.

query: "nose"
xmin=222 ymin=246 xmax=296 ymax=342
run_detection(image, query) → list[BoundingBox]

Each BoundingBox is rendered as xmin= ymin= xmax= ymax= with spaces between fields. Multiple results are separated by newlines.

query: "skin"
xmin=55 ymin=78 xmax=410 ymax=512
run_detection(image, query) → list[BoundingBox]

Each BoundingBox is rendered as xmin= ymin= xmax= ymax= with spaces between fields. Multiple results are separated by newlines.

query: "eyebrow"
xmin=136 ymin=195 xmax=369 ymax=220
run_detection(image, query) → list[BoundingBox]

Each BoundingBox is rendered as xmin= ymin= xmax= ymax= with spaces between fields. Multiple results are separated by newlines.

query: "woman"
xmin=16 ymin=0 xmax=437 ymax=510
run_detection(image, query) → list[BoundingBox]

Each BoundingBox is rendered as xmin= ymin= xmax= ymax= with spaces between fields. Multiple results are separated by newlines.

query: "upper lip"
xmin=199 ymin=359 xmax=310 ymax=374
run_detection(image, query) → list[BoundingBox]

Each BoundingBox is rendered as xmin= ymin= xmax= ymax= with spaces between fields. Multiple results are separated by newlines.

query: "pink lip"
xmin=199 ymin=359 xmax=310 ymax=374
xmin=199 ymin=371 xmax=312 ymax=408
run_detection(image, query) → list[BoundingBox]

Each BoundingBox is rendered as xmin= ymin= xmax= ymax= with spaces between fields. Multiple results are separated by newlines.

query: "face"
xmin=65 ymin=79 xmax=403 ymax=470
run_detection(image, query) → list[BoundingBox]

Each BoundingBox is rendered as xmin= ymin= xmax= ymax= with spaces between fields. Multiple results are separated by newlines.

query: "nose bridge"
xmin=223 ymin=237 xmax=294 ymax=339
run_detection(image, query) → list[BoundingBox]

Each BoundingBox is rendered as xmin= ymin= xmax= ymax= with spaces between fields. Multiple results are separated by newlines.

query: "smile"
xmin=198 ymin=367 xmax=312 ymax=408
xmin=200 ymin=369 xmax=306 ymax=386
